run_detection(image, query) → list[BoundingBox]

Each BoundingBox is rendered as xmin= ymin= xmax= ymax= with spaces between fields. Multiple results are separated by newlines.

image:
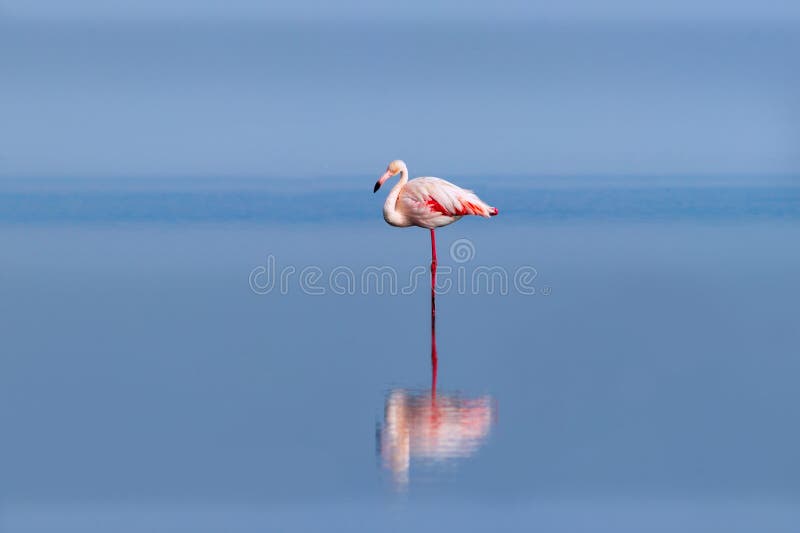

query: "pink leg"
xmin=430 ymin=229 xmax=438 ymax=392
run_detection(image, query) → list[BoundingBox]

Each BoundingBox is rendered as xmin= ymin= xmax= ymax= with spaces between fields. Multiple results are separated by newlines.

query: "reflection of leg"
xmin=430 ymin=229 xmax=438 ymax=393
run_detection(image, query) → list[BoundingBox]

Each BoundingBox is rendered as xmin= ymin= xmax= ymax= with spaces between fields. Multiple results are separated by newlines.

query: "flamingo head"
xmin=374 ymin=159 xmax=407 ymax=193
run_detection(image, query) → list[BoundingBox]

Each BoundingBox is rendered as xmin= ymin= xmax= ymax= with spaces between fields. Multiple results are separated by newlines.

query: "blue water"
xmin=1 ymin=177 xmax=799 ymax=532
xmin=1 ymin=177 xmax=799 ymax=224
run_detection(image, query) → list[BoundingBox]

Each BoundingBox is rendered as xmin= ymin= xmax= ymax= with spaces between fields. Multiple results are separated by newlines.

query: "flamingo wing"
xmin=399 ymin=177 xmax=498 ymax=225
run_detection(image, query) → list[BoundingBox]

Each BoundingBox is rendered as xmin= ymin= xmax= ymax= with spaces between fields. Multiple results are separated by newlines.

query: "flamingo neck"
xmin=383 ymin=167 xmax=410 ymax=226
xmin=391 ymin=167 xmax=409 ymax=196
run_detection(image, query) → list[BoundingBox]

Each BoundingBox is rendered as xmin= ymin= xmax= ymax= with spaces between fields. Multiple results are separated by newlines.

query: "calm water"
xmin=2 ymin=177 xmax=800 ymax=531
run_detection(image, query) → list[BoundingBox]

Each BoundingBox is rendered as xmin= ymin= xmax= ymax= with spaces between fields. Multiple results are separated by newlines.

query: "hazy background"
xmin=2 ymin=2 xmax=800 ymax=532
xmin=6 ymin=0 xmax=800 ymax=22
xmin=1 ymin=0 xmax=799 ymax=179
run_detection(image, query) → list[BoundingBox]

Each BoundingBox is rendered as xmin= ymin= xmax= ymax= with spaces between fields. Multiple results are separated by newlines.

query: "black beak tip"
xmin=373 ymin=182 xmax=380 ymax=193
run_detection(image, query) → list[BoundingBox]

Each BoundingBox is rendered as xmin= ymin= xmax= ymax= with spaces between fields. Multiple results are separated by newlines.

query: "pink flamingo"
xmin=373 ymin=160 xmax=499 ymax=385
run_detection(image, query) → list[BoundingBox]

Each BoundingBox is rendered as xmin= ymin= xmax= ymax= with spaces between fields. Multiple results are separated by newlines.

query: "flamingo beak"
xmin=374 ymin=170 xmax=393 ymax=193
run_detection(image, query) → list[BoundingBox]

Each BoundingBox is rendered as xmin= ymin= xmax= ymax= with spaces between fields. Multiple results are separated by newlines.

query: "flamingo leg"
xmin=430 ymin=228 xmax=438 ymax=393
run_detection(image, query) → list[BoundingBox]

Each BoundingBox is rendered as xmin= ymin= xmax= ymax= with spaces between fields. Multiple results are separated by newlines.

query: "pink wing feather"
xmin=398 ymin=177 xmax=498 ymax=228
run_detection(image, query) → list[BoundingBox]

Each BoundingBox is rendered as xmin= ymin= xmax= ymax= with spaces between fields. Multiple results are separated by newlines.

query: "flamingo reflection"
xmin=378 ymin=388 xmax=495 ymax=487
xmin=377 ymin=223 xmax=494 ymax=487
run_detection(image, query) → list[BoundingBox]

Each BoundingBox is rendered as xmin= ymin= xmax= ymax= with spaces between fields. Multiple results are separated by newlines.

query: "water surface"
xmin=1 ymin=177 xmax=799 ymax=531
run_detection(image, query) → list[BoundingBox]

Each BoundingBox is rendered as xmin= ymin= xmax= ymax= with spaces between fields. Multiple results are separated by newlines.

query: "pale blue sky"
xmin=4 ymin=0 xmax=800 ymax=21
xmin=1 ymin=3 xmax=798 ymax=179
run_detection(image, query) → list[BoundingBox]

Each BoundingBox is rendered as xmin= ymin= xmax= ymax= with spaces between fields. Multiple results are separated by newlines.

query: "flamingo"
xmin=373 ymin=160 xmax=498 ymax=383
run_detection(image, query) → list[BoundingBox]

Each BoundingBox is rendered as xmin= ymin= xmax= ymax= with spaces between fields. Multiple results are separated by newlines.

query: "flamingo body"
xmin=374 ymin=160 xmax=498 ymax=230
